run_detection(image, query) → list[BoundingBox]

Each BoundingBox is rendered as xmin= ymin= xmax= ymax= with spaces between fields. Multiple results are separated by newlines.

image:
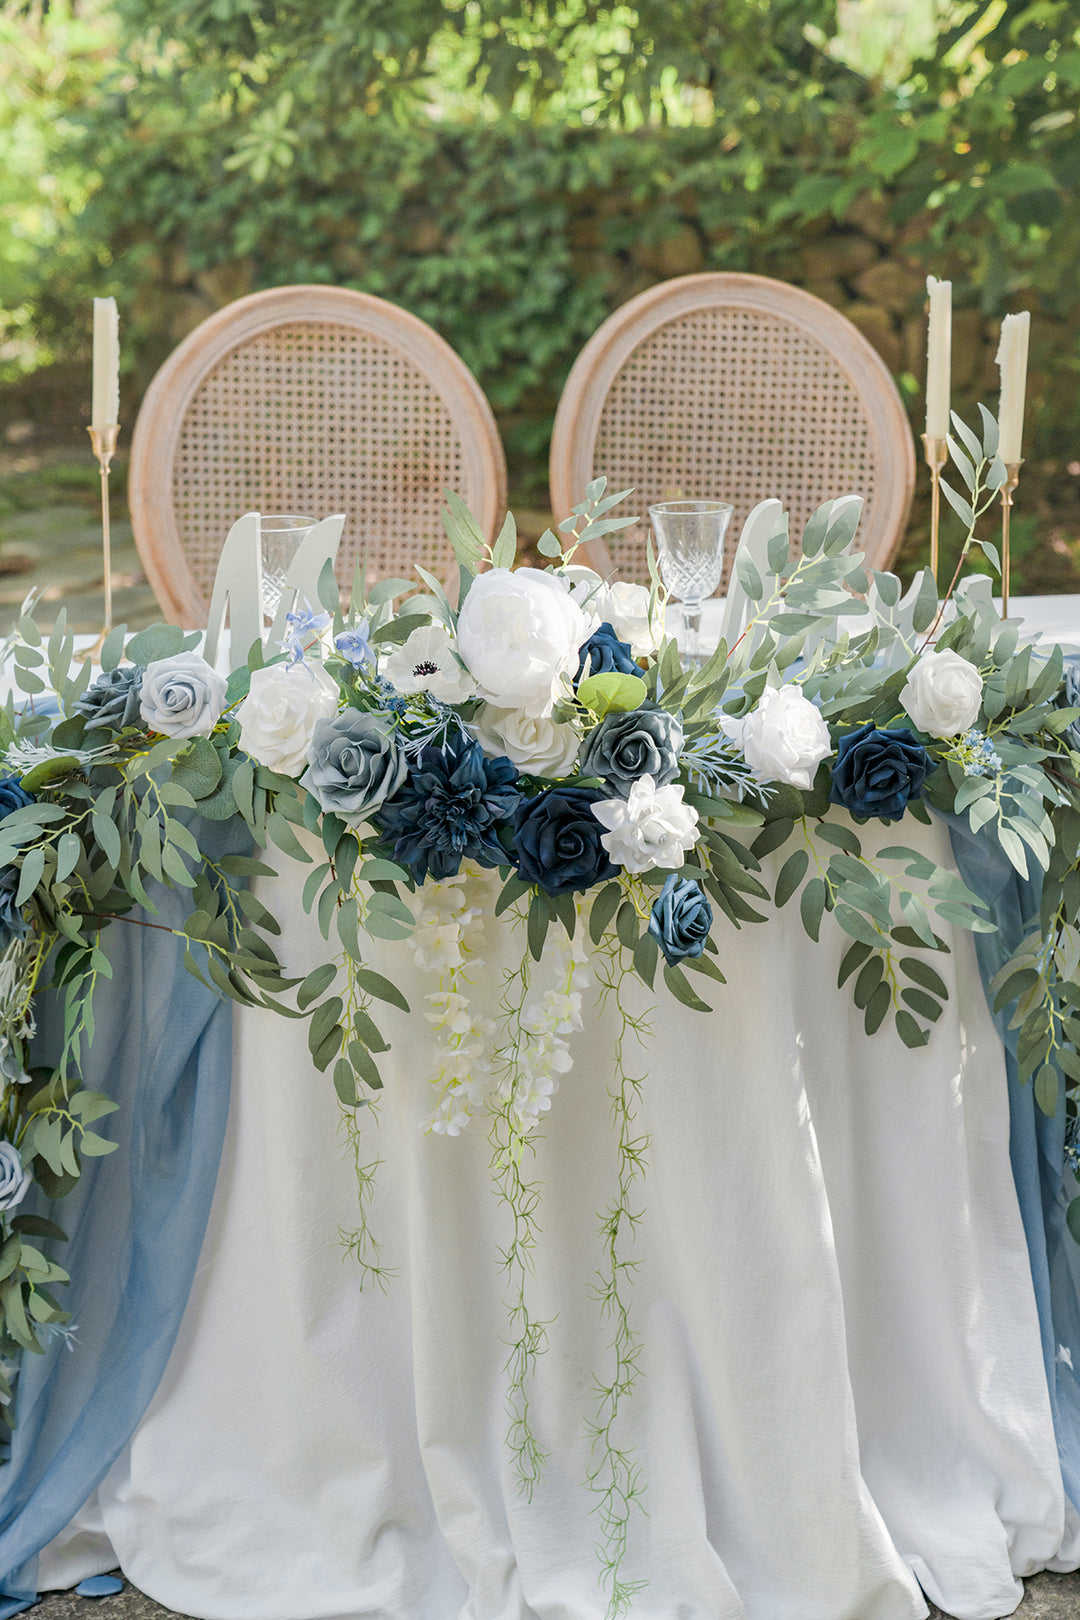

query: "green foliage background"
xmin=2 ymin=0 xmax=1079 ymax=499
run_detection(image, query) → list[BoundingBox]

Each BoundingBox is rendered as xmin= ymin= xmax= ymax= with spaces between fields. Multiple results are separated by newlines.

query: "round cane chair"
xmin=550 ymin=273 xmax=915 ymax=589
xmin=129 ymin=286 xmax=507 ymax=627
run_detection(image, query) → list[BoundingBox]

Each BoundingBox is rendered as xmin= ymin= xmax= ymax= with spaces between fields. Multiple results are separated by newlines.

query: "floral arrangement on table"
xmin=2 ymin=413 xmax=1080 ymax=1613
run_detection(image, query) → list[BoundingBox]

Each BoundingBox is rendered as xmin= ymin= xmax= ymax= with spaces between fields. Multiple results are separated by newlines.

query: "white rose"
xmin=591 ymin=775 xmax=699 ymax=874
xmin=456 ymin=568 xmax=590 ymax=718
xmin=723 ymin=684 xmax=831 ymax=790
xmin=599 ymin=581 xmax=666 ymax=659
xmin=900 ymin=650 xmax=983 ymax=739
xmin=236 ymin=661 xmax=339 ymax=777
xmin=382 ymin=623 xmax=476 ymax=704
xmin=140 ymin=652 xmax=228 ymax=739
xmin=472 ymin=705 xmax=582 ymax=777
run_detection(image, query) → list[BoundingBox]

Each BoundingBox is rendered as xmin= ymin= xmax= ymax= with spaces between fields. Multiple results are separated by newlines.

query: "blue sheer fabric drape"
xmin=0 ymin=819 xmax=251 ymax=1616
xmin=947 ymin=813 xmax=1080 ymax=1507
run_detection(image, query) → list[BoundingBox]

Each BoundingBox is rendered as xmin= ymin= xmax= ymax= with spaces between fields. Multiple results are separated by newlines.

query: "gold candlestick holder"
xmin=921 ymin=433 xmax=948 ymax=587
xmin=78 ymin=423 xmax=121 ymax=662
xmin=999 ymin=460 xmax=1022 ymax=621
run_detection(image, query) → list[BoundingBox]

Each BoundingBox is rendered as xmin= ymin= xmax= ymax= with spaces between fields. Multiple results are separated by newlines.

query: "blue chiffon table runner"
xmin=0 ymin=818 xmax=251 ymax=1617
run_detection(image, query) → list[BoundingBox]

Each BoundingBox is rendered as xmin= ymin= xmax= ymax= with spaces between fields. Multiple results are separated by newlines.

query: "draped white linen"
xmin=39 ymin=818 xmax=1079 ymax=1620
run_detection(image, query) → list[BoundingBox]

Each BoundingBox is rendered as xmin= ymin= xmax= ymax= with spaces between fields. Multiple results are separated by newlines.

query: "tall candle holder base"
xmin=77 ymin=423 xmax=121 ymax=663
xmin=921 ymin=433 xmax=948 ymax=588
xmin=999 ymin=460 xmax=1022 ymax=621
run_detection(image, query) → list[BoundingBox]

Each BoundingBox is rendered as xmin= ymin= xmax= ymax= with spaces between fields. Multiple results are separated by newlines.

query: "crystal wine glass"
xmin=648 ymin=500 xmax=733 ymax=661
xmin=259 ymin=514 xmax=317 ymax=622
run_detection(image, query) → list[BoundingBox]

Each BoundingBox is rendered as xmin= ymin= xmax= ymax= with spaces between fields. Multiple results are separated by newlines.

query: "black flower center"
xmin=413 ymin=660 xmax=439 ymax=677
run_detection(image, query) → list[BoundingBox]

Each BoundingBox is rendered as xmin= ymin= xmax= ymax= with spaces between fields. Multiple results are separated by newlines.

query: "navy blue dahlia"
xmin=375 ymin=738 xmax=521 ymax=883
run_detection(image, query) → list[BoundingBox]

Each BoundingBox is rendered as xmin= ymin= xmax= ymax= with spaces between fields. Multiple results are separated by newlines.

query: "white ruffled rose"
xmin=900 ymin=650 xmax=983 ymax=739
xmin=236 ymin=661 xmax=339 ymax=777
xmin=140 ymin=652 xmax=228 ymax=739
xmin=456 ymin=568 xmax=591 ymax=718
xmin=472 ymin=705 xmax=582 ymax=777
xmin=382 ymin=623 xmax=476 ymax=703
xmin=591 ymin=775 xmax=699 ymax=874
xmin=722 ymin=684 xmax=831 ymax=790
xmin=599 ymin=581 xmax=666 ymax=659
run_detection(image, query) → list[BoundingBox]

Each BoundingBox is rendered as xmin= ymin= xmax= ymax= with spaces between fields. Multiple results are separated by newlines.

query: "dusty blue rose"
xmin=0 ymin=778 xmax=32 ymax=819
xmin=73 ymin=666 xmax=144 ymax=732
xmin=301 ymin=709 xmax=407 ymax=824
xmin=375 ymin=736 xmax=520 ymax=882
xmin=513 ymin=785 xmax=620 ymax=896
xmin=575 ymin=622 xmax=638 ymax=686
xmin=140 ymin=652 xmax=227 ymax=739
xmin=829 ymin=723 xmax=932 ymax=820
xmin=648 ymin=873 xmax=713 ymax=965
xmin=578 ymin=703 xmax=682 ymax=797
xmin=0 ymin=1142 xmax=29 ymax=1213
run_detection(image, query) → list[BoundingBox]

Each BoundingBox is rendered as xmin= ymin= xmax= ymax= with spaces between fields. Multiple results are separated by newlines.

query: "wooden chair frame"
xmin=549 ymin=272 xmax=916 ymax=583
xmin=129 ymin=285 xmax=507 ymax=627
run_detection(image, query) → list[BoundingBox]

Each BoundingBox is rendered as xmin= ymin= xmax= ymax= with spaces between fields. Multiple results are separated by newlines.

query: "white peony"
xmin=140 ymin=652 xmax=228 ymax=740
xmin=599 ymin=581 xmax=666 ymax=659
xmin=236 ymin=661 xmax=339 ymax=777
xmin=900 ymin=649 xmax=983 ymax=739
xmin=591 ymin=774 xmax=700 ymax=874
xmin=555 ymin=565 xmax=606 ymax=619
xmin=456 ymin=568 xmax=591 ymax=718
xmin=472 ymin=705 xmax=582 ymax=777
xmin=723 ymin=684 xmax=831 ymax=790
xmin=382 ymin=623 xmax=476 ymax=703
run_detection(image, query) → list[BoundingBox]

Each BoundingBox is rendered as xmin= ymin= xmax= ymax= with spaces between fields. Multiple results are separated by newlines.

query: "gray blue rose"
xmin=301 ymin=709 xmax=407 ymax=824
xmin=74 ymin=666 xmax=144 ymax=732
xmin=578 ymin=703 xmax=683 ymax=797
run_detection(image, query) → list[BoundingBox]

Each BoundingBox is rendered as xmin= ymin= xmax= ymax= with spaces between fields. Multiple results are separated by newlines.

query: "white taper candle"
xmin=925 ymin=275 xmax=952 ymax=439
xmin=996 ymin=311 xmax=1030 ymax=464
xmin=91 ymin=297 xmax=119 ymax=429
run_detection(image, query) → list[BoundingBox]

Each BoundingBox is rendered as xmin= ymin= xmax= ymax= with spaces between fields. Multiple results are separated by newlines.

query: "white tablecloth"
xmin=38 ymin=811 xmax=1080 ymax=1620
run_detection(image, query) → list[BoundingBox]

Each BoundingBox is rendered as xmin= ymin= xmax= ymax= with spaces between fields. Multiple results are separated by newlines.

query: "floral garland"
xmin=2 ymin=424 xmax=1080 ymax=1613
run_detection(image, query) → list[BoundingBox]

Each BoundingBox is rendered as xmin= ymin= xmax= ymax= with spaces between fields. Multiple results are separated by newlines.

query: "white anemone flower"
xmin=383 ymin=623 xmax=476 ymax=703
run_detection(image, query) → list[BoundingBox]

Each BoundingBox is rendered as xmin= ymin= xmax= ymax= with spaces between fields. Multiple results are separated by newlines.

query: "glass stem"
xmin=683 ymin=603 xmax=702 ymax=661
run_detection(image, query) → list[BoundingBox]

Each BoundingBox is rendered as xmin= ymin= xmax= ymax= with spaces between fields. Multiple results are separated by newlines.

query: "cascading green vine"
xmin=586 ymin=932 xmax=652 ymax=1619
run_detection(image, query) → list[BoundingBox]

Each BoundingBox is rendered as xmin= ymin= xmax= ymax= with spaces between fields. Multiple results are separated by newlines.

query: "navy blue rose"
xmin=576 ymin=622 xmax=638 ymax=686
xmin=0 ymin=866 xmax=28 ymax=950
xmin=648 ymin=874 xmax=713 ymax=966
xmin=73 ymin=666 xmax=144 ymax=732
xmin=375 ymin=736 xmax=520 ymax=884
xmin=0 ymin=778 xmax=32 ymax=820
xmin=513 ymin=785 xmax=620 ymax=896
xmin=578 ymin=703 xmax=682 ymax=797
xmin=829 ymin=723 xmax=932 ymax=820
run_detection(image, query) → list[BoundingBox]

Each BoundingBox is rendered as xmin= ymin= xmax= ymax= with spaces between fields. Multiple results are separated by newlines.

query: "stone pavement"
xmin=27 ymin=1570 xmax=1080 ymax=1619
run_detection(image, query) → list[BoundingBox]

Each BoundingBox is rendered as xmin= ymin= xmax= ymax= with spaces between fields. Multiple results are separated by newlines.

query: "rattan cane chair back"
xmin=550 ymin=273 xmax=915 ymax=589
xmin=129 ymin=286 xmax=507 ymax=627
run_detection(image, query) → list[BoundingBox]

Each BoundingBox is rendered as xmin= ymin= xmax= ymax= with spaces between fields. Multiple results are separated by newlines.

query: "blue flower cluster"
xmin=955 ymin=728 xmax=1004 ymax=779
